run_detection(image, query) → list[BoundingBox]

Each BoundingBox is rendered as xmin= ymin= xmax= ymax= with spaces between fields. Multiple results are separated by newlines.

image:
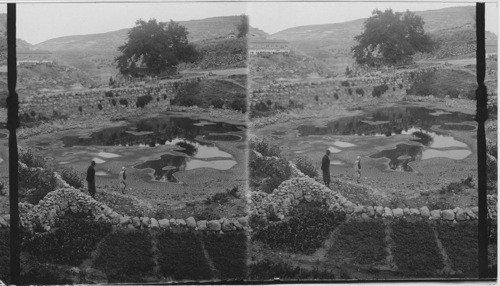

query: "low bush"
xmin=105 ymin=91 xmax=114 ymax=97
xmin=210 ymin=98 xmax=224 ymax=109
xmin=60 ymin=167 xmax=84 ymax=189
xmin=111 ymin=98 xmax=117 ymax=106
xmin=347 ymin=88 xmax=353 ymax=95
xmin=205 ymin=186 xmax=239 ymax=205
xmin=249 ymin=259 xmax=336 ymax=280
xmin=372 ymin=84 xmax=389 ymax=98
xmin=203 ymin=231 xmax=247 ymax=280
xmin=230 ymin=98 xmax=247 ymax=113
xmin=436 ymin=221 xmax=477 ymax=277
xmin=23 ymin=217 xmax=112 ymax=266
xmin=250 ymin=155 xmax=292 ymax=194
xmin=341 ymin=80 xmax=350 ymax=87
xmin=334 ymin=93 xmax=339 ymax=100
xmin=294 ymin=156 xmax=317 ymax=178
xmin=249 ymin=139 xmax=280 ymax=157
xmin=438 ymin=175 xmax=474 ymax=195
xmin=355 ymin=88 xmax=365 ymax=96
xmin=97 ymin=103 xmax=103 ymax=110
xmin=157 ymin=230 xmax=213 ymax=281
xmin=328 ymin=220 xmax=386 ymax=264
xmin=119 ymin=99 xmax=128 ymax=107
xmin=19 ymin=165 xmax=58 ymax=205
xmin=391 ymin=220 xmax=443 ymax=276
xmin=19 ymin=148 xmax=46 ymax=168
xmin=94 ymin=230 xmax=155 ymax=283
xmin=135 ymin=94 xmax=153 ymax=108
xmin=253 ymin=208 xmax=344 ymax=254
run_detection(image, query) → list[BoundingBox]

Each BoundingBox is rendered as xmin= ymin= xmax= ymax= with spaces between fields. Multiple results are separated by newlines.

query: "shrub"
xmin=294 ymin=156 xmax=317 ymax=178
xmin=119 ymin=99 xmax=128 ymax=107
xmin=391 ymin=220 xmax=443 ymax=276
xmin=60 ymin=167 xmax=83 ymax=189
xmin=157 ymin=230 xmax=213 ymax=281
xmin=23 ymin=217 xmax=112 ymax=266
xmin=253 ymin=208 xmax=344 ymax=254
xmin=78 ymin=106 xmax=83 ymax=113
xmin=230 ymin=98 xmax=247 ymax=113
xmin=135 ymin=94 xmax=153 ymax=108
xmin=249 ymin=259 xmax=336 ymax=280
xmin=210 ymin=98 xmax=224 ymax=109
xmin=97 ymin=103 xmax=103 ymax=110
xmin=203 ymin=231 xmax=247 ymax=279
xmin=19 ymin=148 xmax=47 ymax=168
xmin=249 ymin=214 xmax=267 ymax=230
xmin=250 ymin=156 xmax=292 ymax=194
xmin=347 ymin=88 xmax=353 ymax=95
xmin=105 ymin=91 xmax=114 ymax=97
xmin=94 ymin=230 xmax=155 ymax=283
xmin=341 ymin=80 xmax=350 ymax=87
xmin=372 ymin=84 xmax=389 ymax=98
xmin=205 ymin=186 xmax=239 ymax=205
xmin=438 ymin=175 xmax=474 ymax=195
xmin=355 ymin=88 xmax=364 ymax=96
xmin=19 ymin=165 xmax=58 ymax=204
xmin=111 ymin=98 xmax=117 ymax=106
xmin=334 ymin=93 xmax=339 ymax=100
xmin=249 ymin=139 xmax=280 ymax=157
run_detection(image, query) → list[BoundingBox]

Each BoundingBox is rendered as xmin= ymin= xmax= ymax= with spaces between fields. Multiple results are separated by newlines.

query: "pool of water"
xmin=293 ymin=106 xmax=474 ymax=172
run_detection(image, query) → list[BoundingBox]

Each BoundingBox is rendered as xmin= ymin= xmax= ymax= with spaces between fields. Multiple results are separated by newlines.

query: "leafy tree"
xmin=115 ymin=19 xmax=198 ymax=76
xmin=236 ymin=14 xmax=249 ymax=38
xmin=352 ymin=9 xmax=434 ymax=66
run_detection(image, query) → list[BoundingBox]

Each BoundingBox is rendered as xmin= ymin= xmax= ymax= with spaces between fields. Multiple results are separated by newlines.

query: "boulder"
xmin=354 ymin=205 xmax=365 ymax=214
xmin=366 ymin=206 xmax=375 ymax=217
xmin=141 ymin=217 xmax=150 ymax=228
xmin=238 ymin=217 xmax=248 ymax=227
xmin=403 ymin=208 xmax=410 ymax=216
xmin=158 ymin=219 xmax=170 ymax=228
xmin=232 ymin=219 xmax=243 ymax=230
xmin=132 ymin=217 xmax=141 ymax=228
xmin=0 ymin=217 xmax=7 ymax=228
xmin=207 ymin=220 xmax=221 ymax=231
xmin=392 ymin=208 xmax=403 ymax=218
xmin=304 ymin=195 xmax=313 ymax=202
xmin=120 ymin=216 xmax=130 ymax=225
xmin=197 ymin=220 xmax=207 ymax=230
xmin=465 ymin=208 xmax=477 ymax=219
xmin=455 ymin=209 xmax=467 ymax=221
xmin=361 ymin=213 xmax=369 ymax=220
xmin=430 ymin=210 xmax=441 ymax=220
xmin=2 ymin=215 xmax=10 ymax=224
xmin=375 ymin=206 xmax=384 ymax=217
xmin=442 ymin=209 xmax=455 ymax=221
xmin=410 ymin=208 xmax=420 ymax=216
xmin=169 ymin=218 xmax=177 ymax=227
xmin=420 ymin=206 xmax=430 ymax=218
xmin=222 ymin=220 xmax=233 ymax=232
xmin=186 ymin=217 xmax=196 ymax=229
xmin=471 ymin=206 xmax=479 ymax=214
xmin=150 ymin=218 xmax=159 ymax=229
xmin=384 ymin=207 xmax=393 ymax=218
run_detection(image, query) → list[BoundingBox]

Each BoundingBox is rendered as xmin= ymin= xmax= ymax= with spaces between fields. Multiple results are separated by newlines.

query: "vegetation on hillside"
xmin=352 ymin=9 xmax=435 ymax=66
xmin=190 ymin=38 xmax=247 ymax=70
xmin=407 ymin=69 xmax=476 ymax=98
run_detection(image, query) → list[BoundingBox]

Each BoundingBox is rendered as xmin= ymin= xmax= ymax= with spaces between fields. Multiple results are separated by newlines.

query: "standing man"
xmin=86 ymin=160 xmax=96 ymax=198
xmin=354 ymin=156 xmax=362 ymax=183
xmin=119 ymin=166 xmax=127 ymax=194
xmin=321 ymin=149 xmax=331 ymax=187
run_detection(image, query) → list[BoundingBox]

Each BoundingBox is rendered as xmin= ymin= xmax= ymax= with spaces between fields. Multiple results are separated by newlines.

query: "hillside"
xmin=271 ymin=6 xmax=497 ymax=70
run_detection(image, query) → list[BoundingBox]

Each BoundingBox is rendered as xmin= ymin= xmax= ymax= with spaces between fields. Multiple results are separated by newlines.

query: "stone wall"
xmin=19 ymin=76 xmax=207 ymax=118
xmin=250 ymin=68 xmax=435 ymax=108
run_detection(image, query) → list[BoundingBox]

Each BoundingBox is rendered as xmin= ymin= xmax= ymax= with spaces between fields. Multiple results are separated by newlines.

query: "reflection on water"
xmin=422 ymin=149 xmax=472 ymax=160
xmin=297 ymin=106 xmax=475 ymax=137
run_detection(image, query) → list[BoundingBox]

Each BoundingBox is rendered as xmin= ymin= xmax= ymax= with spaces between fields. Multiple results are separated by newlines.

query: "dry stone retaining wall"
xmin=250 ymin=68 xmax=435 ymax=108
xmin=19 ymin=76 xmax=206 ymax=118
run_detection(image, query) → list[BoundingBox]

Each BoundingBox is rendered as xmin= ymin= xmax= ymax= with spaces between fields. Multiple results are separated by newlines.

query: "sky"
xmin=0 ymin=1 xmax=496 ymax=45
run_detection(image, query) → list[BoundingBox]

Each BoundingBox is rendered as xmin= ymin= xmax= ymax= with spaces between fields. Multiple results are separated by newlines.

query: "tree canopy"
xmin=115 ymin=19 xmax=198 ymax=76
xmin=352 ymin=9 xmax=435 ymax=66
xmin=236 ymin=15 xmax=249 ymax=38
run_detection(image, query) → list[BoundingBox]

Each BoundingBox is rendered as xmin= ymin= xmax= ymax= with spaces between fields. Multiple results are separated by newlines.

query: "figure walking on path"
xmin=321 ymin=149 xmax=331 ymax=187
xmin=354 ymin=156 xmax=361 ymax=183
xmin=86 ymin=160 xmax=96 ymax=199
xmin=119 ymin=167 xmax=127 ymax=194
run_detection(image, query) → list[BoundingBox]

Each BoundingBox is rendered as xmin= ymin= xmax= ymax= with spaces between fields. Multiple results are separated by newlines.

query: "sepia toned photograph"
xmin=0 ymin=0 xmax=497 ymax=284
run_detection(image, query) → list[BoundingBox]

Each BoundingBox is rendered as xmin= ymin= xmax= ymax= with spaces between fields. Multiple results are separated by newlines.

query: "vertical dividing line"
xmin=475 ymin=2 xmax=488 ymax=279
xmin=7 ymin=3 xmax=20 ymax=285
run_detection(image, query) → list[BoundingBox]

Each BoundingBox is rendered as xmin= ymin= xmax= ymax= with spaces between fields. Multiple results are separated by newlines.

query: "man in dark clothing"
xmin=86 ymin=161 xmax=96 ymax=198
xmin=321 ymin=149 xmax=331 ymax=187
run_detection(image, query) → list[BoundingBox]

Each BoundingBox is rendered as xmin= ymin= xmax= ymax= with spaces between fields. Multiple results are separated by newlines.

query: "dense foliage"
xmin=249 ymin=152 xmax=292 ymax=193
xmin=236 ymin=14 xmax=249 ymax=38
xmin=249 ymin=139 xmax=281 ymax=157
xmin=372 ymin=83 xmax=389 ymax=98
xmin=135 ymin=94 xmax=154 ymax=108
xmin=203 ymin=231 xmax=247 ymax=280
xmin=352 ymin=9 xmax=434 ymax=66
xmin=60 ymin=167 xmax=84 ymax=189
xmin=249 ymin=260 xmax=336 ymax=281
xmin=23 ymin=217 xmax=112 ymax=266
xmin=19 ymin=165 xmax=58 ymax=205
xmin=253 ymin=207 xmax=344 ymax=254
xmin=116 ymin=19 xmax=197 ymax=76
xmin=294 ymin=156 xmax=318 ymax=178
xmin=391 ymin=220 xmax=443 ymax=276
xmin=436 ymin=222 xmax=477 ymax=277
xmin=328 ymin=220 xmax=386 ymax=264
xmin=19 ymin=148 xmax=47 ymax=168
xmin=94 ymin=230 xmax=155 ymax=283
xmin=157 ymin=230 xmax=213 ymax=281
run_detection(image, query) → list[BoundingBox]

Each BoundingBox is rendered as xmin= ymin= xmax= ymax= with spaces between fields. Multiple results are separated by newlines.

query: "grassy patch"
xmin=407 ymin=69 xmax=476 ymax=99
xmin=249 ymin=259 xmax=335 ymax=281
xmin=0 ymin=229 xmax=9 ymax=284
xmin=23 ymin=218 xmax=111 ymax=266
xmin=328 ymin=220 xmax=386 ymax=265
xmin=436 ymin=221 xmax=477 ymax=277
xmin=203 ymin=231 xmax=247 ymax=280
xmin=94 ymin=230 xmax=155 ymax=283
xmin=253 ymin=207 xmax=344 ymax=255
xmin=157 ymin=230 xmax=213 ymax=281
xmin=391 ymin=220 xmax=444 ymax=277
